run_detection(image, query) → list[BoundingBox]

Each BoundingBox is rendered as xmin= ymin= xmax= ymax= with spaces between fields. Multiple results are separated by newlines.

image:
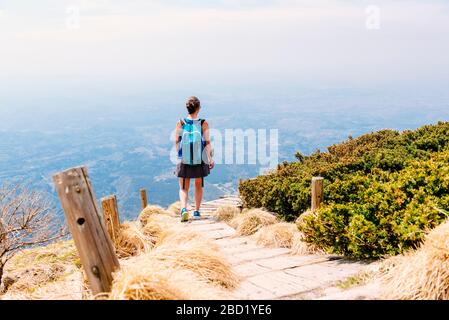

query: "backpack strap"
xmin=200 ymin=119 xmax=205 ymax=133
xmin=177 ymin=119 xmax=184 ymax=143
xmin=199 ymin=119 xmax=206 ymax=165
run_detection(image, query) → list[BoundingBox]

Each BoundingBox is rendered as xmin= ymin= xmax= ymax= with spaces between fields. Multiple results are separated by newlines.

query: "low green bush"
xmin=239 ymin=122 xmax=449 ymax=258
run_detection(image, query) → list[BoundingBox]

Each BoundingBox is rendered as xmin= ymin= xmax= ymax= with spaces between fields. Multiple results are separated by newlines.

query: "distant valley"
xmin=1 ymin=89 xmax=448 ymax=220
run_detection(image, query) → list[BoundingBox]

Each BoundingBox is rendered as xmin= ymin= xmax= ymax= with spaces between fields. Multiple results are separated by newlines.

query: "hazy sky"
xmin=1 ymin=0 xmax=449 ymax=99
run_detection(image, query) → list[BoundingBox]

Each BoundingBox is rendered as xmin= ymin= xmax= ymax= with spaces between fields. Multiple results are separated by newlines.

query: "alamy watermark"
xmin=66 ymin=5 xmax=81 ymax=30
xmin=365 ymin=5 xmax=381 ymax=30
xmin=170 ymin=128 xmax=279 ymax=175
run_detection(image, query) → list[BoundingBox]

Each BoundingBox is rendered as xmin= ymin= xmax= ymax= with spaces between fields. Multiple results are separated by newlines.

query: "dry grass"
xmin=229 ymin=208 xmax=278 ymax=236
xmin=142 ymin=214 xmax=178 ymax=240
xmin=295 ymin=210 xmax=315 ymax=229
xmin=148 ymin=241 xmax=239 ymax=289
xmin=138 ymin=205 xmax=172 ymax=226
xmin=6 ymin=240 xmax=80 ymax=270
xmin=291 ymin=210 xmax=325 ymax=255
xmin=380 ymin=220 xmax=449 ymax=300
xmin=290 ymin=232 xmax=325 ymax=255
xmin=167 ymin=201 xmax=181 ymax=215
xmin=5 ymin=263 xmax=66 ymax=293
xmin=2 ymin=240 xmax=83 ymax=299
xmin=253 ymin=222 xmax=298 ymax=248
xmin=115 ymin=221 xmax=152 ymax=258
xmin=109 ymin=254 xmax=231 ymax=300
xmin=6 ymin=269 xmax=84 ymax=300
xmin=112 ymin=210 xmax=238 ymax=297
xmin=213 ymin=205 xmax=240 ymax=222
xmin=109 ymin=263 xmax=188 ymax=300
xmin=110 ymin=219 xmax=237 ymax=300
xmin=155 ymin=227 xmax=207 ymax=248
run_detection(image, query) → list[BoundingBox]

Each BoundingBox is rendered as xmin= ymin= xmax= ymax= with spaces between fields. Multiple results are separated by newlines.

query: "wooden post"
xmin=311 ymin=177 xmax=324 ymax=211
xmin=140 ymin=188 xmax=148 ymax=209
xmin=53 ymin=166 xmax=120 ymax=295
xmin=101 ymin=195 xmax=120 ymax=245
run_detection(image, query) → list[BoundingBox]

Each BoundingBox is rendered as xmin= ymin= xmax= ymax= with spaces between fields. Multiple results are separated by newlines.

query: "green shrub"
xmin=239 ymin=122 xmax=449 ymax=258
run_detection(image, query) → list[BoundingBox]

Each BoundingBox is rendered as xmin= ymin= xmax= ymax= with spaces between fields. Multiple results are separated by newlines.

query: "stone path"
xmin=182 ymin=196 xmax=376 ymax=300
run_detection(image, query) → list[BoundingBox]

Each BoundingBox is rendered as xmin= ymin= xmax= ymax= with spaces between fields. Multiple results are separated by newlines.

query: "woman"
xmin=175 ymin=96 xmax=215 ymax=222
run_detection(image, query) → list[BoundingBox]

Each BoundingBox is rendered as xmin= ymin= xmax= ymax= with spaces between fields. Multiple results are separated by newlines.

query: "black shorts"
xmin=175 ymin=163 xmax=210 ymax=179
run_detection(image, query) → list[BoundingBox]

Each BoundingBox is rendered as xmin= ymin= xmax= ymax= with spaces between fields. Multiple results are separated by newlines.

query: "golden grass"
xmin=290 ymin=232 xmax=325 ymax=255
xmin=295 ymin=210 xmax=315 ymax=229
xmin=110 ymin=218 xmax=237 ymax=300
xmin=141 ymin=214 xmax=178 ymax=240
xmin=380 ymin=220 xmax=449 ymax=300
xmin=109 ymin=263 xmax=187 ymax=300
xmin=7 ymin=240 xmax=79 ymax=269
xmin=167 ymin=201 xmax=182 ymax=215
xmin=138 ymin=205 xmax=172 ymax=226
xmin=213 ymin=205 xmax=240 ymax=222
xmin=109 ymin=254 xmax=231 ymax=300
xmin=5 ymin=263 xmax=66 ymax=293
xmin=113 ymin=209 xmax=238 ymax=295
xmin=229 ymin=208 xmax=278 ymax=236
xmin=147 ymin=241 xmax=239 ymax=289
xmin=292 ymin=210 xmax=325 ymax=255
xmin=1 ymin=240 xmax=85 ymax=299
xmin=115 ymin=221 xmax=152 ymax=258
xmin=155 ymin=227 xmax=207 ymax=248
xmin=253 ymin=222 xmax=298 ymax=248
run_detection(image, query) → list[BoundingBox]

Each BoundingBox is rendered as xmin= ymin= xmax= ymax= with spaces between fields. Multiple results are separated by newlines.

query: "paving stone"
xmin=232 ymin=280 xmax=278 ymax=300
xmin=188 ymin=223 xmax=232 ymax=232
xmin=232 ymin=248 xmax=291 ymax=263
xmin=202 ymin=228 xmax=235 ymax=240
xmin=233 ymin=262 xmax=272 ymax=278
xmin=182 ymin=196 xmax=377 ymax=300
xmin=247 ymin=271 xmax=315 ymax=297
xmin=214 ymin=237 xmax=252 ymax=248
xmin=221 ymin=243 xmax=261 ymax=255
xmin=187 ymin=219 xmax=217 ymax=225
xmin=284 ymin=260 xmax=366 ymax=286
xmin=255 ymin=255 xmax=329 ymax=270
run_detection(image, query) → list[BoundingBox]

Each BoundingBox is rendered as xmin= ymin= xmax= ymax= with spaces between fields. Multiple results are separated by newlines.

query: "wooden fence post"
xmin=311 ymin=177 xmax=324 ymax=211
xmin=53 ymin=166 xmax=120 ymax=295
xmin=140 ymin=188 xmax=148 ymax=209
xmin=101 ymin=195 xmax=120 ymax=245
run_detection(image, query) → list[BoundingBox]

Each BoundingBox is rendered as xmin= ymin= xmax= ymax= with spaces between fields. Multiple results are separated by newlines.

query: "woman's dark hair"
xmin=186 ymin=96 xmax=201 ymax=114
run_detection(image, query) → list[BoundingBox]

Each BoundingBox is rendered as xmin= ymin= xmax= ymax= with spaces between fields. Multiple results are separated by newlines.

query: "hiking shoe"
xmin=180 ymin=208 xmax=189 ymax=222
xmin=193 ymin=210 xmax=201 ymax=220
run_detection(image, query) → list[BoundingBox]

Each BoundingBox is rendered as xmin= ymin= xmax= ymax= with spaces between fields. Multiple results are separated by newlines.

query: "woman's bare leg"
xmin=194 ymin=178 xmax=203 ymax=211
xmin=179 ymin=178 xmax=190 ymax=210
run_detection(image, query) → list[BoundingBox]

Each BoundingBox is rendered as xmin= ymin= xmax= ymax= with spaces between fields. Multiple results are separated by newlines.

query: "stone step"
xmin=246 ymin=270 xmax=316 ymax=298
xmin=228 ymin=249 xmax=291 ymax=265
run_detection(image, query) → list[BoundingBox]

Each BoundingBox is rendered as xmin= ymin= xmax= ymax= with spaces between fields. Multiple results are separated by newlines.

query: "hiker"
xmin=175 ymin=96 xmax=215 ymax=222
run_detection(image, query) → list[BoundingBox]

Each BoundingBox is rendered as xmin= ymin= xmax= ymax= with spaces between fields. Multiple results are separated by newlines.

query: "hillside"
xmin=2 ymin=121 xmax=449 ymax=300
xmin=239 ymin=121 xmax=449 ymax=258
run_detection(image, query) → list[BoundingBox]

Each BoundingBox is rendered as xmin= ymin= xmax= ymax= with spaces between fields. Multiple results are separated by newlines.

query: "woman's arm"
xmin=202 ymin=120 xmax=215 ymax=169
xmin=175 ymin=120 xmax=182 ymax=153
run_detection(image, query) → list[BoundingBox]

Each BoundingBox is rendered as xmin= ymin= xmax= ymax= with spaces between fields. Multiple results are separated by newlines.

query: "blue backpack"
xmin=178 ymin=118 xmax=206 ymax=165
